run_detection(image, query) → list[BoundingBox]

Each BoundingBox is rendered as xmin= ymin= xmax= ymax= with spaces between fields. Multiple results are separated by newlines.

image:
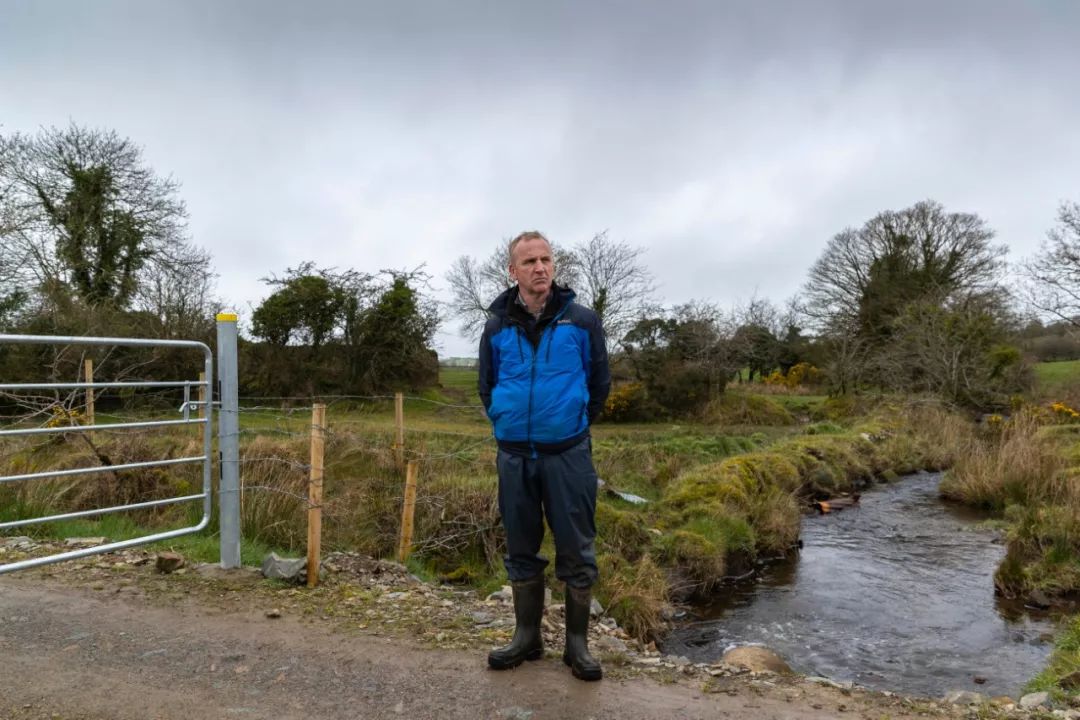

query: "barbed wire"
xmin=235 ymin=456 xmax=313 ymax=471
xmin=236 ymin=393 xmax=484 ymax=410
xmin=416 ymin=436 xmax=494 ymax=460
xmin=228 ymin=485 xmax=321 ymax=509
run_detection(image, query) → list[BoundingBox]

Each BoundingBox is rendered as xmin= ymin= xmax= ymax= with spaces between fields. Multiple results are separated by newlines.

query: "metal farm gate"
xmin=0 ymin=334 xmax=215 ymax=574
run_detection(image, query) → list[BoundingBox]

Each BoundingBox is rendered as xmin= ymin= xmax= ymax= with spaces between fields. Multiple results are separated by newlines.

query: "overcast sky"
xmin=3 ymin=1 xmax=1078 ymax=356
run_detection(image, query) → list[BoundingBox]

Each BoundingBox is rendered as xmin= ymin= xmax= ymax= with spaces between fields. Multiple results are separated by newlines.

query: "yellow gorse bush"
xmin=603 ymin=382 xmax=648 ymax=422
xmin=1051 ymin=401 xmax=1080 ymax=422
xmin=44 ymin=406 xmax=83 ymax=428
xmin=763 ymin=362 xmax=825 ymax=390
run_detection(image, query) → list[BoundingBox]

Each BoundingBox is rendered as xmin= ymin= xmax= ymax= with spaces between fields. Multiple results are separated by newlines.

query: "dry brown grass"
xmin=0 ymin=432 xmax=203 ymax=524
xmin=940 ymin=409 xmax=1069 ymax=510
xmin=597 ymin=554 xmax=668 ymax=641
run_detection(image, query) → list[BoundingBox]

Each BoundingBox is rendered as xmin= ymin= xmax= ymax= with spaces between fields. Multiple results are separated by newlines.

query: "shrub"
xmin=602 ymin=382 xmax=657 ymax=422
xmin=763 ymin=370 xmax=786 ymax=387
xmin=1051 ymin=401 xmax=1080 ymax=423
xmin=762 ymin=362 xmax=825 ymax=391
xmin=649 ymin=364 xmax=714 ymax=417
xmin=785 ymin=362 xmax=826 ymax=388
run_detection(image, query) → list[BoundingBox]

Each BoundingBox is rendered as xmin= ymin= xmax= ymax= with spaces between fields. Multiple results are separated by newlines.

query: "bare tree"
xmin=0 ymin=133 xmax=63 ymax=292
xmin=569 ymin=231 xmax=657 ymax=347
xmin=804 ymin=200 xmax=1006 ymax=332
xmin=820 ymin=319 xmax=873 ymax=396
xmin=1023 ymin=200 xmax=1080 ymax=332
xmin=132 ymin=242 xmax=218 ymax=339
xmin=0 ymin=124 xmax=195 ymax=309
xmin=444 ymin=240 xmax=579 ymax=340
xmin=445 ymin=231 xmax=656 ymax=349
xmin=884 ymin=294 xmax=1026 ymax=405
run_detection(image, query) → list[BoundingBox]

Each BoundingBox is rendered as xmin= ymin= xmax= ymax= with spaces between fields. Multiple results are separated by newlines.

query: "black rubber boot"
xmin=562 ymin=585 xmax=602 ymax=681
xmin=487 ymin=575 xmax=545 ymax=670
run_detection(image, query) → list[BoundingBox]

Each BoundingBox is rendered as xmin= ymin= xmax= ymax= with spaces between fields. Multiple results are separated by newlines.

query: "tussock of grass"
xmin=805 ymin=422 xmax=844 ymax=435
xmin=596 ymin=554 xmax=667 ymax=641
xmin=655 ymin=527 xmax=730 ymax=591
xmin=704 ymin=393 xmax=795 ymax=427
xmin=940 ymin=410 xmax=1067 ymax=511
xmin=746 ymin=486 xmax=801 ymax=554
xmin=410 ymin=472 xmax=501 ymax=577
xmin=994 ymin=494 xmax=1080 ymax=599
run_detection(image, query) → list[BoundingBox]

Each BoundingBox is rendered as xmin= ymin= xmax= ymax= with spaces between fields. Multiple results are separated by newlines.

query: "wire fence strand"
xmin=3 ymin=382 xmax=503 ymax=564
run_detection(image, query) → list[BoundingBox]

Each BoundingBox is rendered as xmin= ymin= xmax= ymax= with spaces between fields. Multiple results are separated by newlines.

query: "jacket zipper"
xmin=529 ymin=323 xmax=562 ymax=458
xmin=520 ymin=306 xmax=567 ymax=458
xmin=528 ymin=346 xmax=537 ymax=459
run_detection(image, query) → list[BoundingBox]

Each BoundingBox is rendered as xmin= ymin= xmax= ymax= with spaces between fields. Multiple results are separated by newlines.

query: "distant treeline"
xmin=4 ymin=124 xmax=1080 ymax=416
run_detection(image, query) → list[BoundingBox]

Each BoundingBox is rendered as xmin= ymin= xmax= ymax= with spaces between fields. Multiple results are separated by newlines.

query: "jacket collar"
xmin=488 ymin=281 xmax=575 ymax=321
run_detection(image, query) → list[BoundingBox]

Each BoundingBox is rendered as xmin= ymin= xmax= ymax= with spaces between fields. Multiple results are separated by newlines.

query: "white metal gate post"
xmin=216 ymin=313 xmax=241 ymax=569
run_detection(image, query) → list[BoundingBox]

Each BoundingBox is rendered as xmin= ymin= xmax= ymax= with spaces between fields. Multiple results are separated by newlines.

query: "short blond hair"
xmin=508 ymin=231 xmax=550 ymax=263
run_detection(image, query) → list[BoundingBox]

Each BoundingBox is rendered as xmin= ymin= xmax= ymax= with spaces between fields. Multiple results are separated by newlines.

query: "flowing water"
xmin=661 ymin=471 xmax=1058 ymax=698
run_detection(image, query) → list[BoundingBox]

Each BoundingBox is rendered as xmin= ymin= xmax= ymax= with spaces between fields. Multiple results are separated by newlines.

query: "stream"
xmin=661 ymin=471 xmax=1058 ymax=698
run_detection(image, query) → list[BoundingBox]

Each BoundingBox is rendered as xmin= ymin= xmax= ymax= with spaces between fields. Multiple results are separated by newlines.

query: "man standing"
xmin=478 ymin=231 xmax=610 ymax=681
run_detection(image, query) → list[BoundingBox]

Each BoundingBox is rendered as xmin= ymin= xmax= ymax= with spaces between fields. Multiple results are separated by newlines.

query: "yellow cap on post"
xmin=216 ymin=313 xmax=238 ymax=322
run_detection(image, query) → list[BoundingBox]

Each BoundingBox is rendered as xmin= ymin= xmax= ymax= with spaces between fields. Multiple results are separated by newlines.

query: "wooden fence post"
xmin=84 ymin=359 xmax=94 ymax=425
xmin=307 ymin=403 xmax=327 ymax=588
xmin=394 ymin=391 xmax=405 ymax=470
xmin=398 ymin=461 xmax=418 ymax=563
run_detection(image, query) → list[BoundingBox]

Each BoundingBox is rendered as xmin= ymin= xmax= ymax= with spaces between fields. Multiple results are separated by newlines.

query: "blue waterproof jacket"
xmin=478 ymin=283 xmax=610 ymax=455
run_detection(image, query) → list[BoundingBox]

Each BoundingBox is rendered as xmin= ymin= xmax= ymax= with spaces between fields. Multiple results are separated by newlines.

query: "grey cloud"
xmin=2 ymin=1 xmax=1078 ymax=357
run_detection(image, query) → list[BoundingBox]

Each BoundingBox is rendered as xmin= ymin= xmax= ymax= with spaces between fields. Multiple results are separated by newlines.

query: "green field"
xmin=438 ymin=365 xmax=481 ymax=405
xmin=1034 ymin=360 xmax=1080 ymax=398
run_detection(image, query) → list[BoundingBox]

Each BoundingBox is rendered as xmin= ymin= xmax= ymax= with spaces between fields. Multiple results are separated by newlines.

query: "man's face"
xmin=509 ymin=238 xmax=554 ymax=297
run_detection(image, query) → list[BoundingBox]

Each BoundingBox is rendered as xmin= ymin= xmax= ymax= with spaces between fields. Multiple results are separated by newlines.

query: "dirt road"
xmin=0 ymin=573 xmax=950 ymax=720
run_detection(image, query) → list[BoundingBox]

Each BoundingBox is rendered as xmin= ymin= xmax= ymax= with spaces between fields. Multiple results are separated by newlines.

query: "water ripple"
xmin=662 ymin=472 xmax=1056 ymax=698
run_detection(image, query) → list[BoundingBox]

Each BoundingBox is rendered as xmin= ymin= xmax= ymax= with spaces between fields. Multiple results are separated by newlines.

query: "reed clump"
xmin=936 ymin=403 xmax=1080 ymax=601
xmin=940 ymin=409 xmax=1067 ymax=511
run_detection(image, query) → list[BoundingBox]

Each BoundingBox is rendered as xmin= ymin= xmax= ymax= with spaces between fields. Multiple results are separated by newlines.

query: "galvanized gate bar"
xmin=0 ymin=526 xmax=212 ymax=572
xmin=0 ymin=333 xmax=214 ymax=575
xmin=0 ymin=493 xmax=207 ymax=529
xmin=0 ymin=418 xmax=205 ymax=437
xmin=0 ymin=381 xmax=207 ymax=391
xmin=0 ymin=455 xmax=207 ymax=484
xmin=0 ymin=334 xmax=214 ymax=349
